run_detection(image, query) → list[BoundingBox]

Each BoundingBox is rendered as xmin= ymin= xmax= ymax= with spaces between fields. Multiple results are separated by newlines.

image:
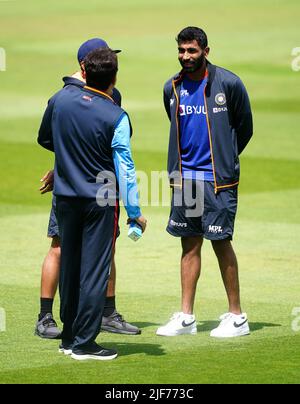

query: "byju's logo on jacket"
xmin=179 ymin=105 xmax=207 ymax=116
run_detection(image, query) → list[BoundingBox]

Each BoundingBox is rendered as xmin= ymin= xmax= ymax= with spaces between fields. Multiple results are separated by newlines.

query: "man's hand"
xmin=39 ymin=170 xmax=54 ymax=194
xmin=127 ymin=216 xmax=147 ymax=233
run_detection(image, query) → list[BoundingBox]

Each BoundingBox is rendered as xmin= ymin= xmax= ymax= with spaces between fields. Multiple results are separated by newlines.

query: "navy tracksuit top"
xmin=38 ymin=82 xmax=128 ymax=198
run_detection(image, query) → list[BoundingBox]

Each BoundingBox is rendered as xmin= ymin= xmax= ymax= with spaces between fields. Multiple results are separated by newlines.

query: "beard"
xmin=180 ymin=53 xmax=206 ymax=73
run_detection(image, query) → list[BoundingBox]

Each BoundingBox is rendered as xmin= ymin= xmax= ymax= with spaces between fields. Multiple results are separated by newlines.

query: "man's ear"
xmin=80 ymin=63 xmax=86 ymax=79
xmin=204 ymin=47 xmax=210 ymax=57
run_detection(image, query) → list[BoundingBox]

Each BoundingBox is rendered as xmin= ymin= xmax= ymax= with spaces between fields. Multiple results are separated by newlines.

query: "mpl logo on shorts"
xmin=208 ymin=225 xmax=223 ymax=234
xmin=170 ymin=219 xmax=187 ymax=228
xmin=215 ymin=93 xmax=226 ymax=105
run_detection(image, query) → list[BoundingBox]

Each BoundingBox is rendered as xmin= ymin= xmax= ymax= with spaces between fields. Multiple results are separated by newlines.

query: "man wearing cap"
xmin=35 ymin=38 xmax=141 ymax=339
xmin=38 ymin=47 xmax=146 ymax=360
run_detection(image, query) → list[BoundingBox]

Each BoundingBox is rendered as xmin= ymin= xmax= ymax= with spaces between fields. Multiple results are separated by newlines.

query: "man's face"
xmin=178 ymin=40 xmax=209 ymax=73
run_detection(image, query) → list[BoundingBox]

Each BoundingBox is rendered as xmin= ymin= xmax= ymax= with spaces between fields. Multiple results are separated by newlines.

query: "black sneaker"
xmin=101 ymin=310 xmax=141 ymax=335
xmin=35 ymin=313 xmax=61 ymax=339
xmin=58 ymin=340 xmax=73 ymax=356
xmin=71 ymin=342 xmax=117 ymax=361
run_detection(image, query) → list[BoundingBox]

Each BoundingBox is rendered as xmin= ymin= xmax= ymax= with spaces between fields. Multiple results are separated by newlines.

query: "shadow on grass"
xmin=102 ymin=341 xmax=166 ymax=357
xmin=129 ymin=322 xmax=161 ymax=329
xmin=197 ymin=321 xmax=281 ymax=333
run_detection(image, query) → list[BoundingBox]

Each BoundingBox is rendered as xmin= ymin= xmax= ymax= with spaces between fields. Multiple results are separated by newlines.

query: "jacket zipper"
xmin=203 ymin=84 xmax=218 ymax=194
xmin=203 ymin=85 xmax=239 ymax=193
xmin=172 ymin=79 xmax=183 ymax=188
xmin=172 ymin=70 xmax=240 ymax=194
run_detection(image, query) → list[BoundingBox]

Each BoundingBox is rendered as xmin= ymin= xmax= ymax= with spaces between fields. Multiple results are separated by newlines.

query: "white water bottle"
xmin=128 ymin=220 xmax=142 ymax=242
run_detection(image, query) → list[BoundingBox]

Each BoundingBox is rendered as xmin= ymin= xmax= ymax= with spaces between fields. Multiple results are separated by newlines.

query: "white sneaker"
xmin=156 ymin=312 xmax=197 ymax=336
xmin=210 ymin=312 xmax=250 ymax=338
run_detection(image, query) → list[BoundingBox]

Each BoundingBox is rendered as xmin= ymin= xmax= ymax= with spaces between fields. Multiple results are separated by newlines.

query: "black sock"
xmin=39 ymin=298 xmax=54 ymax=320
xmin=103 ymin=296 xmax=116 ymax=317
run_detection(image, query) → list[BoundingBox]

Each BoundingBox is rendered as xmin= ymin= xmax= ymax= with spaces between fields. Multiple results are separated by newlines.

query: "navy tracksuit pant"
xmin=56 ymin=196 xmax=117 ymax=350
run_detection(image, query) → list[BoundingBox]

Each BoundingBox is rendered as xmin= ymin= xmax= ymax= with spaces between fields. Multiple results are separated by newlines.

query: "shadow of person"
xmin=100 ymin=342 xmax=166 ymax=357
xmin=129 ymin=322 xmax=161 ymax=330
xmin=245 ymin=321 xmax=281 ymax=332
xmin=197 ymin=320 xmax=281 ymax=333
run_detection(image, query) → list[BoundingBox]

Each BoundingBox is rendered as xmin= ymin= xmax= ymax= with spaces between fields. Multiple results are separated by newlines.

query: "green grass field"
xmin=0 ymin=0 xmax=300 ymax=384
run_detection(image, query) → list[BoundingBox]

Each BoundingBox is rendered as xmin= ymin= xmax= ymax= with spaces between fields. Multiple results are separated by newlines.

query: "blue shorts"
xmin=166 ymin=181 xmax=238 ymax=240
xmin=47 ymin=195 xmax=120 ymax=239
xmin=47 ymin=196 xmax=59 ymax=238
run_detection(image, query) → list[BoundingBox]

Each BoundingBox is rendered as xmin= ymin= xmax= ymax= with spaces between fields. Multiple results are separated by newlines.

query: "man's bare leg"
xmin=209 ymin=239 xmax=250 ymax=338
xmin=35 ymin=236 xmax=61 ymax=339
xmin=40 ymin=236 xmax=60 ymax=300
xmin=211 ymin=239 xmax=241 ymax=315
xmin=156 ymin=236 xmax=202 ymax=336
xmin=181 ymin=236 xmax=203 ymax=314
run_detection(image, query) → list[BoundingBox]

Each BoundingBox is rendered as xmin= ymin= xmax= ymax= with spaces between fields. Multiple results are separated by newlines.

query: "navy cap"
xmin=77 ymin=38 xmax=121 ymax=63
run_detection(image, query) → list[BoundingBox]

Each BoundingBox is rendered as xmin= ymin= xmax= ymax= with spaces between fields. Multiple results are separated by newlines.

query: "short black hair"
xmin=84 ymin=48 xmax=118 ymax=91
xmin=176 ymin=26 xmax=208 ymax=49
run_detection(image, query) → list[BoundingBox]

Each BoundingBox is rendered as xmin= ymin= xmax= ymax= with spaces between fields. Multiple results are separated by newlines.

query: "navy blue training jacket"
xmin=164 ymin=61 xmax=253 ymax=193
xmin=38 ymin=82 xmax=129 ymax=198
xmin=38 ymin=76 xmax=121 ymax=151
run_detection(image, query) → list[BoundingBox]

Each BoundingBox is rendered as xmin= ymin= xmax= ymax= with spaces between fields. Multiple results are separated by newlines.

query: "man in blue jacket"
xmin=38 ymin=47 xmax=146 ymax=359
xmin=156 ymin=27 xmax=253 ymax=338
xmin=35 ymin=39 xmax=141 ymax=339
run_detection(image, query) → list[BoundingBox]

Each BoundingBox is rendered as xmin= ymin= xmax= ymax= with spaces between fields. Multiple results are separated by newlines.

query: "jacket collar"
xmin=62 ymin=77 xmax=115 ymax=103
xmin=83 ymin=86 xmax=115 ymax=103
xmin=62 ymin=76 xmax=85 ymax=88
